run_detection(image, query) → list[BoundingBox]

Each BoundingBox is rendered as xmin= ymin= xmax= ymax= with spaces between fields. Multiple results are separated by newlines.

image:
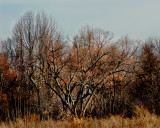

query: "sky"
xmin=0 ymin=0 xmax=160 ymax=41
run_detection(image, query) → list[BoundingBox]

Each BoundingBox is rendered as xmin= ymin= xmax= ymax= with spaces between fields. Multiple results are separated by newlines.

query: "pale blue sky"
xmin=0 ymin=0 xmax=160 ymax=40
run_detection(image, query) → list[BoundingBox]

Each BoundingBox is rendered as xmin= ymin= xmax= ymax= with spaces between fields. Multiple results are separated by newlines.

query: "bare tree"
xmin=37 ymin=26 xmax=136 ymax=118
xmin=1 ymin=11 xmax=62 ymax=120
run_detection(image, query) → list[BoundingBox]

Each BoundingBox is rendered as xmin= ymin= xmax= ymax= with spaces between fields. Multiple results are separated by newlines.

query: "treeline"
xmin=0 ymin=11 xmax=160 ymax=121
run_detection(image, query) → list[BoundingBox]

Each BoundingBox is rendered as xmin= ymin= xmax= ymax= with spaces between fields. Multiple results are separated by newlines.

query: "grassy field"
xmin=0 ymin=107 xmax=160 ymax=128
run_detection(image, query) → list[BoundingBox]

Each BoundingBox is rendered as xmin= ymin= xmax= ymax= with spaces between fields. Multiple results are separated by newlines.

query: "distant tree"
xmin=0 ymin=53 xmax=18 ymax=120
xmin=132 ymin=40 xmax=160 ymax=113
xmin=2 ymin=11 xmax=62 ymax=120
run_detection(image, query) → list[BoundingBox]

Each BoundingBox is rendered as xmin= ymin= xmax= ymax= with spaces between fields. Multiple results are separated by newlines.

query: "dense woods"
xmin=0 ymin=11 xmax=160 ymax=121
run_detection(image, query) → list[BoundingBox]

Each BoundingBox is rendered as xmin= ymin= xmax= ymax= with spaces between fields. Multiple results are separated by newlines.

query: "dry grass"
xmin=0 ymin=107 xmax=160 ymax=128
